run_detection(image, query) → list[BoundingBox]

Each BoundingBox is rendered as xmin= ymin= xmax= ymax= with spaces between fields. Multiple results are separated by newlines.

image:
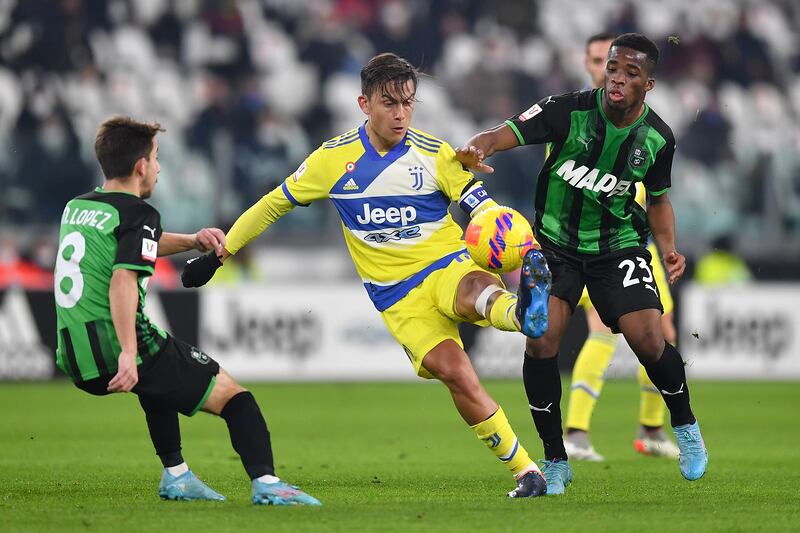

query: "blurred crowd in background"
xmin=1 ymin=0 xmax=798 ymax=288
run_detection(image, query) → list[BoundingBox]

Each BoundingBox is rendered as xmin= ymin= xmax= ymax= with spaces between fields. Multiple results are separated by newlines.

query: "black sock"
xmin=523 ymin=355 xmax=567 ymax=461
xmin=220 ymin=391 xmax=275 ymax=479
xmin=641 ymin=343 xmax=696 ymax=427
xmin=139 ymin=397 xmax=183 ymax=468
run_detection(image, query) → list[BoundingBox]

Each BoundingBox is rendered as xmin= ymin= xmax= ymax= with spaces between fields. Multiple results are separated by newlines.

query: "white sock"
xmin=256 ymin=474 xmax=281 ymax=484
xmin=166 ymin=462 xmax=189 ymax=477
xmin=475 ymin=284 xmax=503 ymax=318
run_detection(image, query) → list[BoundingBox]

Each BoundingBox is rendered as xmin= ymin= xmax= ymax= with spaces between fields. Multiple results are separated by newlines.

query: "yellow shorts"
xmin=578 ymin=243 xmax=674 ymax=314
xmin=380 ymin=252 xmax=502 ymax=379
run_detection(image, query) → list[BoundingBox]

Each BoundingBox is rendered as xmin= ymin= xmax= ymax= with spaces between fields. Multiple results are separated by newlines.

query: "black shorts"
xmin=76 ymin=336 xmax=220 ymax=416
xmin=539 ymin=237 xmax=663 ymax=333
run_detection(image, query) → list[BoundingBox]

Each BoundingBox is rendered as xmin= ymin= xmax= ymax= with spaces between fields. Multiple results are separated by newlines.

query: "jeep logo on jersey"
xmin=629 ymin=146 xmax=648 ymax=168
xmin=364 ymin=226 xmax=421 ymax=243
xmin=356 ymin=203 xmax=417 ymax=226
xmin=556 ymin=160 xmax=633 ymax=197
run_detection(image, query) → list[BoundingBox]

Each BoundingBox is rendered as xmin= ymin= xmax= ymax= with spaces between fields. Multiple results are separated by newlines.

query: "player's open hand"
xmin=108 ymin=350 xmax=138 ymax=392
xmin=663 ymin=249 xmax=686 ymax=284
xmin=182 ymin=252 xmax=223 ymax=288
xmin=455 ymin=146 xmax=495 ymax=174
xmin=194 ymin=228 xmax=226 ymax=256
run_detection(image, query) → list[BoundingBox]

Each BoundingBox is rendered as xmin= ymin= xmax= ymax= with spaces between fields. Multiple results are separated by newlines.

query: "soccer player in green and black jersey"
xmin=457 ymin=33 xmax=708 ymax=493
xmin=54 ymin=116 xmax=319 ymax=506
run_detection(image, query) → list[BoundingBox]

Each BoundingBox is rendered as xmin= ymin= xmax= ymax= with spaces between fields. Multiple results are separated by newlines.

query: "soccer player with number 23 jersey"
xmin=457 ymin=33 xmax=708 ymax=493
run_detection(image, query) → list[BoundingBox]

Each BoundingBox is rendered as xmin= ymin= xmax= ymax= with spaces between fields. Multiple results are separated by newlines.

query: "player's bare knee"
xmin=431 ymin=361 xmax=476 ymax=394
xmin=429 ymin=361 xmax=460 ymax=387
xmin=202 ymin=369 xmax=247 ymax=415
xmin=525 ymin=334 xmax=559 ymax=359
xmin=220 ymin=370 xmax=247 ymax=398
xmin=629 ymin=330 xmax=665 ymax=364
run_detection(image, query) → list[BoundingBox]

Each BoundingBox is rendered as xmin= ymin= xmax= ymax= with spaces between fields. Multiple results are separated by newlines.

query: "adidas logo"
xmin=343 ymin=178 xmax=359 ymax=191
xmin=0 ymin=287 xmax=52 ymax=379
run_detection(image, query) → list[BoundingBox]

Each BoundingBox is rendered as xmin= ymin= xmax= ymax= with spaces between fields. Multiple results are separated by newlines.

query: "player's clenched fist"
xmin=182 ymin=252 xmax=223 ymax=287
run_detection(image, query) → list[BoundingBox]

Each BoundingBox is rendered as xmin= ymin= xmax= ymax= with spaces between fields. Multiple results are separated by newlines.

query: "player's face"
xmin=139 ymin=138 xmax=160 ymax=199
xmin=359 ymin=79 xmax=416 ymax=151
xmin=584 ymin=39 xmax=614 ymax=89
xmin=604 ymin=46 xmax=654 ymax=111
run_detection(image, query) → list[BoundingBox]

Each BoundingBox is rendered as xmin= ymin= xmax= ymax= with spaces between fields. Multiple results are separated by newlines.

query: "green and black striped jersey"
xmin=506 ymin=89 xmax=675 ymax=255
xmin=54 ymin=188 xmax=168 ymax=383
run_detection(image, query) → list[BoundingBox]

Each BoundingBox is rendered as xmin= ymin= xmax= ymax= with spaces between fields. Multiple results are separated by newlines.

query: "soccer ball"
xmin=465 ymin=206 xmax=537 ymax=273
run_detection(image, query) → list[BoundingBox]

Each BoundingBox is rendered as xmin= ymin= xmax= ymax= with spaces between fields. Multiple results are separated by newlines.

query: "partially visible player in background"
xmin=183 ymin=53 xmax=554 ymax=498
xmin=584 ymin=32 xmax=619 ymax=91
xmin=54 ymin=116 xmax=320 ymax=506
xmin=563 ymin=32 xmax=680 ymax=462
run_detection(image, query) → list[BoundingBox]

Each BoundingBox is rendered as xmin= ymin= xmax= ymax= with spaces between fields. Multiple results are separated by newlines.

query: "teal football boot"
xmin=252 ymin=479 xmax=321 ymax=506
xmin=158 ymin=469 xmax=225 ymax=501
xmin=673 ymin=421 xmax=708 ymax=480
xmin=540 ymin=459 xmax=573 ymax=495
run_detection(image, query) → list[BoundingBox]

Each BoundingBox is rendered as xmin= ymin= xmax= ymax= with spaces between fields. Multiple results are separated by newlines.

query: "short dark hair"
xmin=586 ymin=31 xmax=618 ymax=48
xmin=94 ymin=116 xmax=164 ymax=179
xmin=610 ymin=33 xmax=659 ymax=73
xmin=360 ymin=53 xmax=418 ymax=100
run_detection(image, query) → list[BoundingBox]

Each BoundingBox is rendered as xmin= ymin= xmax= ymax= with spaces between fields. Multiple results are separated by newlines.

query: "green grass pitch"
xmin=1 ymin=379 xmax=798 ymax=532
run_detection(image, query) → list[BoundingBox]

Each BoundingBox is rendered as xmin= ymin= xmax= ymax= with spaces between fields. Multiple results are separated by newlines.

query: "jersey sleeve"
xmin=225 ymin=186 xmax=296 ymax=255
xmin=113 ymin=204 xmax=161 ymax=275
xmin=643 ymin=139 xmax=675 ymax=196
xmin=280 ymin=146 xmax=329 ymax=206
xmin=434 ymin=141 xmax=476 ymax=201
xmin=504 ymin=93 xmax=570 ymax=146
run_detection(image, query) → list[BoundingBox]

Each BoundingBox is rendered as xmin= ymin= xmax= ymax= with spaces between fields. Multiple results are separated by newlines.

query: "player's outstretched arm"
xmin=107 ymin=269 xmax=140 ymax=392
xmin=181 ymin=186 xmax=296 ymax=288
xmin=647 ymin=192 xmax=685 ymax=284
xmin=455 ymin=123 xmax=521 ymax=173
xmin=159 ymin=228 xmax=226 ymax=257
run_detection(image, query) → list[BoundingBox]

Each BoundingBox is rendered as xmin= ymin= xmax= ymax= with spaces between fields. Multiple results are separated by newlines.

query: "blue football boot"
xmin=158 ymin=469 xmax=226 ymax=501
xmin=673 ymin=421 xmax=708 ymax=480
xmin=507 ymin=469 xmax=547 ymax=498
xmin=540 ymin=459 xmax=573 ymax=495
xmin=252 ymin=479 xmax=321 ymax=506
xmin=516 ymin=248 xmax=552 ymax=338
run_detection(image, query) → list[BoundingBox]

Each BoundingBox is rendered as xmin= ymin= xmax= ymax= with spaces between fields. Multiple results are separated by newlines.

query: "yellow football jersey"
xmin=239 ymin=125 xmax=480 ymax=311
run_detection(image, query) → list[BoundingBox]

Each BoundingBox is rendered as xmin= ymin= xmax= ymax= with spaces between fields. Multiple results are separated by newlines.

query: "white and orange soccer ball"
xmin=465 ymin=206 xmax=537 ymax=274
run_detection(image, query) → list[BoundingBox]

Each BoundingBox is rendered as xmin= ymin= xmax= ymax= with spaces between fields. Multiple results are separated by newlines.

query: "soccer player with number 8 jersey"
xmin=54 ymin=116 xmax=319 ymax=506
xmin=457 ymin=33 xmax=708 ymax=493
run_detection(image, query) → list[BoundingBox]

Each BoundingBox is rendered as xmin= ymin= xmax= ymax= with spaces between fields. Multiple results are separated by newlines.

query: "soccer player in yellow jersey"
xmin=563 ymin=33 xmax=680 ymax=461
xmin=182 ymin=53 xmax=552 ymax=498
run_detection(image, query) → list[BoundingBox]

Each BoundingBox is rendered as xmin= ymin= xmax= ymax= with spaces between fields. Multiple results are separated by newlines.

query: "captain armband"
xmin=458 ymin=181 xmax=494 ymax=218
